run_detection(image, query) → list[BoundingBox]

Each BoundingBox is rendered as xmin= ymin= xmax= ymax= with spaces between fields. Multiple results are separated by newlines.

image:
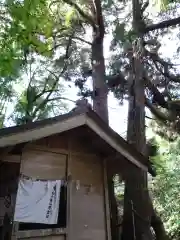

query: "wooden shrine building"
xmin=0 ymin=103 xmax=153 ymax=240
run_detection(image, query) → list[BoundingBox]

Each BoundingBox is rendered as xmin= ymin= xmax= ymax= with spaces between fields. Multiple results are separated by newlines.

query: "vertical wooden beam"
xmin=9 ymin=155 xmax=21 ymax=240
xmin=103 ymin=159 xmax=112 ymax=240
xmin=11 ymin=166 xmax=21 ymax=239
xmin=66 ymin=138 xmax=72 ymax=240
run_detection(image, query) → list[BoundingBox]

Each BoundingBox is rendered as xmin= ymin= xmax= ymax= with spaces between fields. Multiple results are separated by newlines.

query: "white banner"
xmin=14 ymin=177 xmax=61 ymax=224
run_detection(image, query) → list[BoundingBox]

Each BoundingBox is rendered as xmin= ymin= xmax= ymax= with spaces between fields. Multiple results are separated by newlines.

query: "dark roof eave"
xmin=86 ymin=110 xmax=155 ymax=176
xmin=0 ymin=108 xmax=154 ymax=175
xmin=0 ymin=108 xmax=88 ymax=138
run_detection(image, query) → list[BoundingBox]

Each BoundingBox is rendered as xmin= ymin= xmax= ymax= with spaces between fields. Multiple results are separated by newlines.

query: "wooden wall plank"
xmin=6 ymin=130 xmax=110 ymax=240
xmin=20 ymin=150 xmax=67 ymax=180
xmin=17 ymin=228 xmax=66 ymax=238
xmin=18 ymin=235 xmax=65 ymax=240
xmin=69 ymin=151 xmax=106 ymax=240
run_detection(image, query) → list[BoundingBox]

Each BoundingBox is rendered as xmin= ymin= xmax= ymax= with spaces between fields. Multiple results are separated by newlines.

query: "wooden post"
xmin=11 ymin=155 xmax=21 ymax=240
xmin=103 ymin=159 xmax=112 ymax=240
xmin=66 ymin=138 xmax=72 ymax=240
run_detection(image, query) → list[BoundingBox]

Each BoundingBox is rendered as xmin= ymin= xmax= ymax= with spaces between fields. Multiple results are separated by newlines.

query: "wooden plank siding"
xmin=1 ymin=132 xmax=110 ymax=240
xmin=18 ymin=236 xmax=65 ymax=240
xmin=68 ymin=152 xmax=106 ymax=240
xmin=20 ymin=150 xmax=67 ymax=180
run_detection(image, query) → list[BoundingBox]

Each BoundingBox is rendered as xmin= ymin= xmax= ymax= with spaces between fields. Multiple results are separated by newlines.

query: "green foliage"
xmin=0 ymin=0 xmax=79 ymax=78
xmin=0 ymin=0 xmax=83 ymax=125
xmin=151 ymin=138 xmax=180 ymax=239
xmin=9 ymin=56 xmax=69 ymax=125
xmin=153 ymin=0 xmax=180 ymax=11
xmin=153 ymin=0 xmax=170 ymax=11
xmin=114 ymin=23 xmax=126 ymax=42
xmin=147 ymin=137 xmax=159 ymax=157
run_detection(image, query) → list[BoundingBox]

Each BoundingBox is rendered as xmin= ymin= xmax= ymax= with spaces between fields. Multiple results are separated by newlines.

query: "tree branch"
xmin=63 ymin=0 xmax=96 ymax=28
xmin=144 ymin=50 xmax=180 ymax=83
xmin=82 ymin=69 xmax=126 ymax=89
xmin=145 ymin=49 xmax=173 ymax=67
xmin=151 ymin=209 xmax=170 ymax=240
xmin=150 ymin=57 xmax=180 ymax=83
xmin=94 ymin=0 xmax=105 ymax=38
xmin=145 ymin=116 xmax=155 ymax=120
xmin=72 ymin=36 xmax=92 ymax=45
xmin=34 ymin=89 xmax=58 ymax=102
xmin=144 ymin=16 xmax=180 ymax=33
xmin=32 ymin=34 xmax=73 ymax=119
xmin=156 ymin=66 xmax=180 ymax=83
xmin=145 ymin=98 xmax=172 ymax=121
xmin=106 ymin=72 xmax=126 ymax=88
xmin=141 ymin=0 xmax=149 ymax=13
xmin=47 ymin=97 xmax=76 ymax=103
xmin=144 ymin=73 xmax=169 ymax=108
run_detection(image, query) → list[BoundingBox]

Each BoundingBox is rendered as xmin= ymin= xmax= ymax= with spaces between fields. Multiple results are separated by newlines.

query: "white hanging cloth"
xmin=14 ymin=177 xmax=61 ymax=224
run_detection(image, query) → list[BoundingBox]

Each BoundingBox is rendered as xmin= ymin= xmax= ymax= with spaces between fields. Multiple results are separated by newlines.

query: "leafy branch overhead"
xmin=62 ymin=0 xmax=180 ymax=134
xmin=2 ymin=0 xmax=180 ymax=131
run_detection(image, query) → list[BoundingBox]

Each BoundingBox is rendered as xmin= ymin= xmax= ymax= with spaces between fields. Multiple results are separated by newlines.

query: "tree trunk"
xmin=91 ymin=0 xmax=108 ymax=124
xmin=122 ymin=1 xmax=169 ymax=239
xmin=92 ymin=29 xmax=108 ymax=123
xmin=122 ymin=3 xmax=152 ymax=239
xmin=90 ymin=2 xmax=118 ymax=240
xmin=121 ymin=42 xmax=152 ymax=240
xmin=151 ymin=208 xmax=169 ymax=240
xmin=122 ymin=51 xmax=169 ymax=240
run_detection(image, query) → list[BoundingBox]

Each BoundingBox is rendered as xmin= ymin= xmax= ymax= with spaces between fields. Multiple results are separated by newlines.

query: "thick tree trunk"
xmin=121 ymin=46 xmax=152 ymax=240
xmin=122 ymin=1 xmax=169 ymax=239
xmin=151 ymin=208 xmax=169 ymax=240
xmin=92 ymin=32 xmax=108 ymax=123
xmin=122 ymin=59 xmax=169 ymax=239
xmin=121 ymin=4 xmax=152 ymax=238
xmin=91 ymin=0 xmax=108 ymax=124
xmin=90 ymin=2 xmax=118 ymax=240
xmin=122 ymin=170 xmax=152 ymax=240
xmin=92 ymin=32 xmax=118 ymax=239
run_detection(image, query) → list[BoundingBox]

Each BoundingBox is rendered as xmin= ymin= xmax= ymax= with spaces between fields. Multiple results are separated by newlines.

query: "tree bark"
xmin=92 ymin=36 xmax=108 ymax=122
xmin=91 ymin=12 xmax=108 ymax=123
xmin=144 ymin=16 xmax=180 ymax=33
xmin=90 ymin=2 xmax=118 ymax=240
xmin=122 ymin=1 xmax=153 ymax=239
xmin=122 ymin=44 xmax=152 ymax=240
xmin=151 ymin=209 xmax=170 ymax=240
xmin=122 ymin=1 xmax=170 ymax=239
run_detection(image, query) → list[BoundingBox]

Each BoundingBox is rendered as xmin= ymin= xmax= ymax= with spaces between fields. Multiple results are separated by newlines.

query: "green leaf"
xmin=65 ymin=8 xmax=76 ymax=27
xmin=114 ymin=23 xmax=125 ymax=42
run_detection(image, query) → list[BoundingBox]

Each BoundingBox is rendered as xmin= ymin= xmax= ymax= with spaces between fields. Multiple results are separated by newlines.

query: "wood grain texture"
xmin=69 ymin=151 xmax=106 ymax=240
xmin=18 ymin=235 xmax=65 ymax=240
xmin=20 ymin=150 xmax=67 ymax=180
